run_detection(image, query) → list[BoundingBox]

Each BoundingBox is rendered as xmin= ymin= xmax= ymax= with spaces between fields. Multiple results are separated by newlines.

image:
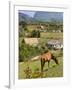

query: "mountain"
xmin=19 ymin=13 xmax=36 ymax=23
xmin=19 ymin=11 xmax=63 ymax=23
xmin=19 ymin=13 xmax=32 ymax=23
xmin=19 ymin=13 xmax=37 ymax=23
xmin=34 ymin=11 xmax=63 ymax=23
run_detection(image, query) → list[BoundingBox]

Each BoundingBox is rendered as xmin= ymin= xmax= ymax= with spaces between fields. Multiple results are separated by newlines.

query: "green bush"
xmin=19 ymin=21 xmax=28 ymax=37
xmin=31 ymin=30 xmax=40 ymax=38
xmin=24 ymin=66 xmax=32 ymax=79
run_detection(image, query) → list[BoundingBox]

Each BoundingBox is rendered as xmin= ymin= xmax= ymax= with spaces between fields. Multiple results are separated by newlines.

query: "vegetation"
xmin=19 ymin=39 xmax=42 ymax=62
xmin=31 ymin=30 xmax=40 ymax=38
xmin=18 ymin=55 xmax=63 ymax=79
xmin=19 ymin=20 xmax=63 ymax=79
xmin=19 ymin=21 xmax=27 ymax=28
xmin=41 ymin=32 xmax=63 ymax=39
xmin=19 ymin=21 xmax=28 ymax=37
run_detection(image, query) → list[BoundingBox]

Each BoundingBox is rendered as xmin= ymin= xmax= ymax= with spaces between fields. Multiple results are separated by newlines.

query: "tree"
xmin=19 ymin=21 xmax=28 ymax=37
xmin=19 ymin=39 xmax=29 ymax=62
xmin=19 ymin=21 xmax=27 ymax=28
xmin=31 ymin=30 xmax=40 ymax=38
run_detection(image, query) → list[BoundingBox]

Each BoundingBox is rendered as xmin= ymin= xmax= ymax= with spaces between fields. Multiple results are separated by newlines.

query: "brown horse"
xmin=40 ymin=51 xmax=59 ymax=72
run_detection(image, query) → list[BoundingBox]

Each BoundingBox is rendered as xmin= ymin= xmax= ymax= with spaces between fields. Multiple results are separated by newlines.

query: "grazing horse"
xmin=40 ymin=51 xmax=59 ymax=72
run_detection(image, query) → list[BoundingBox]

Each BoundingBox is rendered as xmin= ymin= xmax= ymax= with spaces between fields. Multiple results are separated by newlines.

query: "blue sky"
xmin=19 ymin=10 xmax=36 ymax=17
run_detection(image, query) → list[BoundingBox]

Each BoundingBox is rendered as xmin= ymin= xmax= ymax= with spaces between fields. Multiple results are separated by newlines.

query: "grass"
xmin=38 ymin=32 xmax=63 ymax=46
xmin=40 ymin=32 xmax=63 ymax=39
xmin=18 ymin=56 xmax=63 ymax=79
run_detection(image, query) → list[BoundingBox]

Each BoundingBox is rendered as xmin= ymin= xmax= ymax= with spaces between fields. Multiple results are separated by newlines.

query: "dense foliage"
xmin=31 ymin=30 xmax=40 ymax=38
xmin=19 ymin=39 xmax=42 ymax=62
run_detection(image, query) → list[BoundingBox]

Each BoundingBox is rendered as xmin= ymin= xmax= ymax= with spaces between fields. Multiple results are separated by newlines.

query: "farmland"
xmin=40 ymin=32 xmax=63 ymax=39
xmin=19 ymin=24 xmax=63 ymax=79
xmin=39 ymin=32 xmax=63 ymax=45
xmin=19 ymin=26 xmax=63 ymax=78
xmin=19 ymin=15 xmax=63 ymax=79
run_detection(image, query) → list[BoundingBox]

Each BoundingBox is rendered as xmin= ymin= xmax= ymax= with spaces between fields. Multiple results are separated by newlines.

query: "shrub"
xmin=31 ymin=30 xmax=40 ymax=38
xmin=24 ymin=66 xmax=32 ymax=79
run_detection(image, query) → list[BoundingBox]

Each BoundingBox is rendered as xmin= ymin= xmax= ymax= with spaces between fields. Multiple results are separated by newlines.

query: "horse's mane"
xmin=44 ymin=50 xmax=49 ymax=53
xmin=41 ymin=51 xmax=52 ymax=59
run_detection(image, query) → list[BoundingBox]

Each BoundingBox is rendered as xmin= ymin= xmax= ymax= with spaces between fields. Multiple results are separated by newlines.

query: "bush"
xmin=24 ymin=66 xmax=32 ymax=79
xmin=31 ymin=30 xmax=40 ymax=38
xmin=19 ymin=21 xmax=28 ymax=37
xmin=19 ymin=21 xmax=27 ymax=28
xmin=19 ymin=39 xmax=30 ymax=62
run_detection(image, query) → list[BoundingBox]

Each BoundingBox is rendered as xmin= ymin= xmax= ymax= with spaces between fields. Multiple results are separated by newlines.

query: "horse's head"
xmin=52 ymin=54 xmax=59 ymax=65
xmin=54 ymin=57 xmax=59 ymax=65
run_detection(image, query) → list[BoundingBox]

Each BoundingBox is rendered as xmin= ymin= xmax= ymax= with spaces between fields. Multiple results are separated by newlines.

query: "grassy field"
xmin=40 ymin=32 xmax=63 ymax=39
xmin=18 ymin=56 xmax=63 ymax=79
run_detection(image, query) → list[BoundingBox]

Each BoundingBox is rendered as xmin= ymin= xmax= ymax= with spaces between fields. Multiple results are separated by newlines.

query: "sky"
xmin=19 ymin=10 xmax=36 ymax=17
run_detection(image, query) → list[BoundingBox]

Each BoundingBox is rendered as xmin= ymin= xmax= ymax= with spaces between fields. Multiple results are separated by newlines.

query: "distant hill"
xmin=19 ymin=11 xmax=63 ymax=23
xmin=34 ymin=11 xmax=63 ymax=23
xmin=19 ymin=13 xmax=38 ymax=23
xmin=19 ymin=13 xmax=33 ymax=23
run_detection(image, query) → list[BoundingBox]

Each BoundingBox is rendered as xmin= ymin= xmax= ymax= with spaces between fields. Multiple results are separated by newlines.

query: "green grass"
xmin=27 ymin=25 xmax=36 ymax=32
xmin=38 ymin=32 xmax=63 ymax=46
xmin=41 ymin=32 xmax=63 ymax=39
xmin=18 ymin=56 xmax=63 ymax=79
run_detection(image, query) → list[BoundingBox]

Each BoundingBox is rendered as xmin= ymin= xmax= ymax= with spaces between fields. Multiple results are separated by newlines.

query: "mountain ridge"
xmin=19 ymin=11 xmax=63 ymax=23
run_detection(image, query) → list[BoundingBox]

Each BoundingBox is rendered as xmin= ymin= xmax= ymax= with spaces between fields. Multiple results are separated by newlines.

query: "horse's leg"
xmin=48 ymin=60 xmax=50 ymax=67
xmin=41 ymin=59 xmax=45 ymax=72
xmin=42 ymin=60 xmax=45 ymax=70
xmin=41 ymin=59 xmax=43 ymax=72
xmin=41 ymin=59 xmax=44 ymax=78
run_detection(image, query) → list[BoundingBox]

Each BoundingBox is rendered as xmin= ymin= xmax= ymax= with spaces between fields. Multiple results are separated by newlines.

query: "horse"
xmin=40 ymin=51 xmax=59 ymax=72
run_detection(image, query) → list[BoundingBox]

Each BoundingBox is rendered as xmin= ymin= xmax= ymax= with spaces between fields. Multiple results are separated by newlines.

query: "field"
xmin=40 ymin=32 xmax=63 ymax=39
xmin=19 ymin=32 xmax=63 ymax=47
xmin=18 ymin=50 xmax=63 ymax=79
xmin=19 ymin=57 xmax=63 ymax=79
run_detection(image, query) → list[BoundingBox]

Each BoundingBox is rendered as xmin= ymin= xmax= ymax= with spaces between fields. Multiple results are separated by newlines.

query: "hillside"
xmin=34 ymin=11 xmax=63 ymax=23
xmin=19 ymin=11 xmax=63 ymax=23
